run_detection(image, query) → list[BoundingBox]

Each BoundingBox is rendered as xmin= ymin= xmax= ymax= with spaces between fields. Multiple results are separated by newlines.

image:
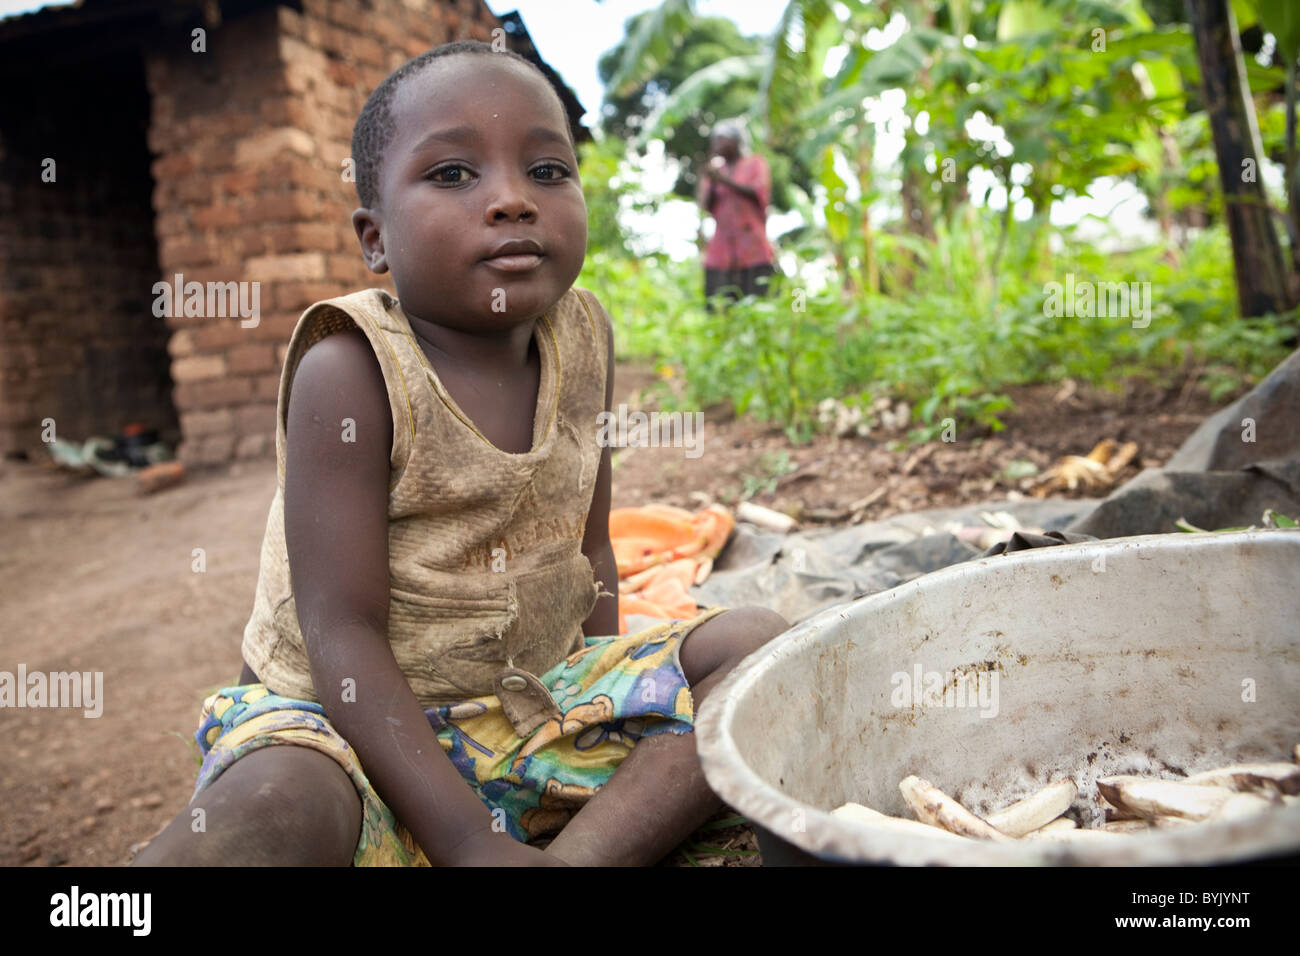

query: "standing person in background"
xmin=696 ymin=121 xmax=776 ymax=309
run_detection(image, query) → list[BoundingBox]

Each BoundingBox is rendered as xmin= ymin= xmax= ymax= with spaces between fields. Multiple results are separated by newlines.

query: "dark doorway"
xmin=0 ymin=49 xmax=178 ymax=459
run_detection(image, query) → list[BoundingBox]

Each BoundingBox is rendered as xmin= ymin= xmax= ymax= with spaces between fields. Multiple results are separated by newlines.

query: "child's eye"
xmin=427 ymin=164 xmax=474 ymax=185
xmin=532 ymin=163 xmax=571 ymax=181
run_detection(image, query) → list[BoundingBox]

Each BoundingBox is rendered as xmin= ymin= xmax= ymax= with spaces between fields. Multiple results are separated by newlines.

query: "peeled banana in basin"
xmin=831 ymin=752 xmax=1299 ymax=843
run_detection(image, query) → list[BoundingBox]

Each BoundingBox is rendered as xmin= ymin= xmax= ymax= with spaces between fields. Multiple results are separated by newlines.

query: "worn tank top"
xmin=240 ymin=286 xmax=610 ymax=708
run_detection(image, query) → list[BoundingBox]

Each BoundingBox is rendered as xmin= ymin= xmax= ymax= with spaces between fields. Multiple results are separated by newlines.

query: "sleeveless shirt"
xmin=240 ymin=286 xmax=610 ymax=708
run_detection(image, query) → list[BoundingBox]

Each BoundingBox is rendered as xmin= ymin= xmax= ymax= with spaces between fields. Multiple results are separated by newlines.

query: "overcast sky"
xmin=483 ymin=0 xmax=787 ymax=126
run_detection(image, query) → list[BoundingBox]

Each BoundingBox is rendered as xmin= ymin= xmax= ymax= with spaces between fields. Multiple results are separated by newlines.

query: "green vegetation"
xmin=578 ymin=0 xmax=1300 ymax=443
xmin=582 ymin=221 xmax=1290 ymax=442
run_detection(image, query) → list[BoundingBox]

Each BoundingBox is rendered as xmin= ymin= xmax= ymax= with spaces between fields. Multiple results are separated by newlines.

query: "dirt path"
xmin=0 ymin=364 xmax=1225 ymax=866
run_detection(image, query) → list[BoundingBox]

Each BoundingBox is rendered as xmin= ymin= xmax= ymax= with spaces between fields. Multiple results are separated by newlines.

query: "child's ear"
xmin=352 ymin=208 xmax=389 ymax=275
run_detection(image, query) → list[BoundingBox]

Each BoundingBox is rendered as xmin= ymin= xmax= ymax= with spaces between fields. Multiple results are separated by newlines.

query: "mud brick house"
xmin=0 ymin=0 xmax=586 ymax=465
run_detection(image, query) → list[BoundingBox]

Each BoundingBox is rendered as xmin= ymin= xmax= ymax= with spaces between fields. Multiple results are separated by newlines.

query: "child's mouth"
xmin=481 ymin=253 xmax=544 ymax=273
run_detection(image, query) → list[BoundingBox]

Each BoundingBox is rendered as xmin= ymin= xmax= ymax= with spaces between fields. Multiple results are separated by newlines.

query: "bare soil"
xmin=0 ymin=362 xmax=1227 ymax=867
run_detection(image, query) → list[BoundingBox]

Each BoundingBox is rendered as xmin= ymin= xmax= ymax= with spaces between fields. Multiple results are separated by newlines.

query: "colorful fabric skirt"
xmin=191 ymin=606 xmax=728 ymax=865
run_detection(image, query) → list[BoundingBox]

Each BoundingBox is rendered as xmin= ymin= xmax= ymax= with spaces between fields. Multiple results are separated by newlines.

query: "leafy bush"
xmin=578 ymin=223 xmax=1295 ymax=444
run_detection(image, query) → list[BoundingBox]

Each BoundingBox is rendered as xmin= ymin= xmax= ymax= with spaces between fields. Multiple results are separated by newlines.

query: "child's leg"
xmin=131 ymin=745 xmax=361 ymax=866
xmin=543 ymin=606 xmax=787 ymax=866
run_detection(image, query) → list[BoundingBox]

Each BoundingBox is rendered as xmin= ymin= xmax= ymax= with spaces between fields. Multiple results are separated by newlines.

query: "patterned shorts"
xmin=191 ymin=606 xmax=728 ymax=865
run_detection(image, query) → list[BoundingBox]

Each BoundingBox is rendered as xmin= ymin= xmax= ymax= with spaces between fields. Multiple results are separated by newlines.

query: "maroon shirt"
xmin=698 ymin=153 xmax=775 ymax=270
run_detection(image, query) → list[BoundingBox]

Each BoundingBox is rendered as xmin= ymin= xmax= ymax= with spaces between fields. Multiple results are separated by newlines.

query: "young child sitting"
xmin=133 ymin=40 xmax=788 ymax=866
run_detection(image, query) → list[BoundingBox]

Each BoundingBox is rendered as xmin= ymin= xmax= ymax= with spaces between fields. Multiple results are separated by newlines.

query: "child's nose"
xmin=484 ymin=174 xmax=538 ymax=223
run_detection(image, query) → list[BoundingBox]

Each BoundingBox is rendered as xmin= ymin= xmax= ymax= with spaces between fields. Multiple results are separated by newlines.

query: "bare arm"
xmin=703 ymin=155 xmax=767 ymax=211
xmin=709 ymin=169 xmax=760 ymax=205
xmin=284 ymin=328 xmax=561 ymax=865
xmin=580 ymin=300 xmax=619 ymax=638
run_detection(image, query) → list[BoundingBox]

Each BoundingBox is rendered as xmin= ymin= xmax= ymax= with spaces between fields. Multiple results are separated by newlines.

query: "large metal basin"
xmin=696 ymin=531 xmax=1300 ymax=864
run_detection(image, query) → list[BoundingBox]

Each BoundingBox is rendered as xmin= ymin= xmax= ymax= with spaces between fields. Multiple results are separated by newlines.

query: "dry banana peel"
xmin=1104 ymin=440 xmax=1139 ymax=474
xmin=1032 ymin=455 xmax=1109 ymax=496
xmin=1184 ymin=762 xmax=1300 ymax=796
xmin=1030 ymin=438 xmax=1140 ymax=497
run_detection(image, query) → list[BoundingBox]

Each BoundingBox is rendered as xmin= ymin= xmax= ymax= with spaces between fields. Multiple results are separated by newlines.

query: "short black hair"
xmin=351 ymin=40 xmax=574 ymax=209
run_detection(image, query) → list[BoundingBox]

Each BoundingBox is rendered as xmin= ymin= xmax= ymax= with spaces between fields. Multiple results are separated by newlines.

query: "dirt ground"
xmin=0 ymin=362 xmax=1226 ymax=867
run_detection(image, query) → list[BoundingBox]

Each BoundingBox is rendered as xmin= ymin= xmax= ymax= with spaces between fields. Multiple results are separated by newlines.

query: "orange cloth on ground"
xmin=609 ymin=504 xmax=734 ymax=633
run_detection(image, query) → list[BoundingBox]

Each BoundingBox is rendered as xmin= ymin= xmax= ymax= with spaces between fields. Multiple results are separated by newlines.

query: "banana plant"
xmin=634 ymin=55 xmax=769 ymax=148
xmin=602 ymin=0 xmax=699 ymax=99
xmin=598 ymin=0 xmax=1224 ymax=309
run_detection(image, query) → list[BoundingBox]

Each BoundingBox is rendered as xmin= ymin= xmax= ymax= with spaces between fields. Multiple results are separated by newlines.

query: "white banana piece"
xmin=1097 ymin=776 xmax=1234 ymax=822
xmin=831 ymin=802 xmax=888 ymax=821
xmin=1095 ymin=817 xmax=1192 ymax=833
xmin=1023 ymin=825 xmax=1118 ymax=841
xmin=1103 ymin=819 xmax=1150 ymax=833
xmin=1184 ymin=762 xmax=1300 ymax=796
xmin=831 ymin=803 xmax=967 ymax=841
xmin=1024 ymin=817 xmax=1077 ymax=836
xmin=1207 ymin=792 xmax=1281 ymax=823
xmin=898 ymin=776 xmax=1010 ymax=841
xmin=986 ymin=779 xmax=1078 ymax=837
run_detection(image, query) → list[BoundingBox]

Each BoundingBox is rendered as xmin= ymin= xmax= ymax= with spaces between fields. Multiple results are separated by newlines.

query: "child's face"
xmin=355 ymin=55 xmax=587 ymax=329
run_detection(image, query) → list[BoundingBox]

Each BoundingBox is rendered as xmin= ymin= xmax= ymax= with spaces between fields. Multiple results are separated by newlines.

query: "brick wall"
xmin=0 ymin=55 xmax=178 ymax=460
xmin=146 ymin=0 xmax=502 ymax=467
